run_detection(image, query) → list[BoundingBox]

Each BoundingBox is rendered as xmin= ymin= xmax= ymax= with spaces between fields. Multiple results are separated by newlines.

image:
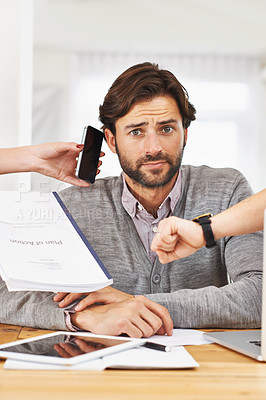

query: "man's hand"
xmin=71 ymin=296 xmax=173 ymax=338
xmin=151 ymin=216 xmax=205 ymax=263
xmin=54 ymin=287 xmax=134 ymax=310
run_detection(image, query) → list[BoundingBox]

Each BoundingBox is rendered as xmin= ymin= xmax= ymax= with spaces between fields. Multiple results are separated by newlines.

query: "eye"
xmin=162 ymin=126 xmax=173 ymax=134
xmin=129 ymin=129 xmax=142 ymax=136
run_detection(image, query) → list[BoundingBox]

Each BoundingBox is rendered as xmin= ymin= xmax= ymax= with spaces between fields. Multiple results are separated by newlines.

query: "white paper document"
xmin=137 ymin=329 xmax=212 ymax=347
xmin=0 ymin=191 xmax=112 ymax=292
xmin=4 ymin=346 xmax=198 ymax=370
xmin=103 ymin=346 xmax=199 ymax=369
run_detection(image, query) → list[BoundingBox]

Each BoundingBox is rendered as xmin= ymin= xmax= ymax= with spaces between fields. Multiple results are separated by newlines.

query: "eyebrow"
xmin=124 ymin=122 xmax=148 ymax=130
xmin=157 ymin=119 xmax=178 ymax=126
xmin=124 ymin=119 xmax=178 ymax=130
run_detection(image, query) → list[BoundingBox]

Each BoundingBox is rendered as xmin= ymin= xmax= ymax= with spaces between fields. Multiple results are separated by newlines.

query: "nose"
xmin=143 ymin=132 xmax=162 ymax=156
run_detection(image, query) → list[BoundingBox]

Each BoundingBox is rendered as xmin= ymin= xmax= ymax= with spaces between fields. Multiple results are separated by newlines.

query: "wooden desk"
xmin=0 ymin=324 xmax=266 ymax=400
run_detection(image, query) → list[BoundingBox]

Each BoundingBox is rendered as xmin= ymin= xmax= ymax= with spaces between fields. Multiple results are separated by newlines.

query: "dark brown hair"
xmin=99 ymin=62 xmax=196 ymax=134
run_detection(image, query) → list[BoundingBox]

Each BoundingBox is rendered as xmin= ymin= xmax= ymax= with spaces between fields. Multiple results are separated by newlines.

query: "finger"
xmin=136 ymin=309 xmax=163 ymax=337
xmin=99 ymin=151 xmax=105 ymax=158
xmin=155 ymin=249 xmax=166 ymax=263
xmin=76 ymin=144 xmax=84 ymax=153
xmin=154 ymin=229 xmax=179 ymax=245
xmin=117 ymin=320 xmax=145 ymax=338
xmin=151 ymin=231 xmax=177 ymax=251
xmin=74 ymin=294 xmax=102 ymax=311
xmin=152 ymin=235 xmax=179 ymax=253
xmin=63 ymin=176 xmax=90 ymax=187
xmin=156 ymin=249 xmax=177 ymax=264
xmin=137 ymin=297 xmax=173 ymax=336
xmin=156 ymin=326 xmax=167 ymax=335
xmin=125 ymin=300 xmax=163 ymax=337
xmin=52 ymin=142 xmax=82 ymax=154
xmin=74 ymin=289 xmax=121 ymax=311
xmin=157 ymin=216 xmax=181 ymax=237
xmin=53 ymin=292 xmax=68 ymax=302
xmin=159 ymin=233 xmax=179 ymax=248
xmin=58 ymin=293 xmax=83 ymax=308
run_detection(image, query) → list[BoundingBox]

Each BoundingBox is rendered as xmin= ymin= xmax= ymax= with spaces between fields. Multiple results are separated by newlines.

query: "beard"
xmin=115 ymin=143 xmax=185 ymax=188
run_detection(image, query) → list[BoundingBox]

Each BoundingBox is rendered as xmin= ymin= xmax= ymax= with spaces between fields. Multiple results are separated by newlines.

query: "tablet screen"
xmin=1 ymin=334 xmax=131 ymax=359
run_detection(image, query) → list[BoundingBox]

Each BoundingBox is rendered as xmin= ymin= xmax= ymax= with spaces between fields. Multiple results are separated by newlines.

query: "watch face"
xmin=193 ymin=213 xmax=213 ymax=222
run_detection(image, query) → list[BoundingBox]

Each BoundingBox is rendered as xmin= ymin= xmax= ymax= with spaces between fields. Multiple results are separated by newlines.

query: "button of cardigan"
xmin=152 ymin=274 xmax=161 ymax=284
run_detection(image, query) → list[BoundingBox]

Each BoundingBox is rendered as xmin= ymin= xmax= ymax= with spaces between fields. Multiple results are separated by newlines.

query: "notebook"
xmin=204 ymin=210 xmax=266 ymax=361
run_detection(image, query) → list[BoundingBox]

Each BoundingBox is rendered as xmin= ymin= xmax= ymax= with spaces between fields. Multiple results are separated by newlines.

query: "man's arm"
xmin=0 ymin=277 xmax=173 ymax=337
xmin=0 ymin=277 xmax=67 ymax=330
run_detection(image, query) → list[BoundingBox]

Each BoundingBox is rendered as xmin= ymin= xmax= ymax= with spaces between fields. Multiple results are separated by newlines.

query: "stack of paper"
xmin=0 ymin=191 xmax=112 ymax=292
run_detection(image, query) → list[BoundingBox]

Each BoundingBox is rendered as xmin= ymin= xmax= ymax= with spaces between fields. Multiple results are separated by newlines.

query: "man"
xmin=0 ymin=62 xmax=262 ymax=337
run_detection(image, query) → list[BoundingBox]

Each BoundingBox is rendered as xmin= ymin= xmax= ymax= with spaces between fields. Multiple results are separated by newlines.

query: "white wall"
xmin=0 ymin=0 xmax=33 ymax=191
xmin=262 ymin=78 xmax=266 ymax=187
xmin=0 ymin=0 xmax=22 ymax=189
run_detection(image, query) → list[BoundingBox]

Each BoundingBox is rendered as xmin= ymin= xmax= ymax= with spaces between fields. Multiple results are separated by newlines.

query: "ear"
xmin=105 ymin=129 xmax=117 ymax=154
xmin=183 ymin=128 xmax=188 ymax=147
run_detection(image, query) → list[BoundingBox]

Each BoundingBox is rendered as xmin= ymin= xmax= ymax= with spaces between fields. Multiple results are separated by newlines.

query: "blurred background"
xmin=0 ymin=0 xmax=265 ymax=193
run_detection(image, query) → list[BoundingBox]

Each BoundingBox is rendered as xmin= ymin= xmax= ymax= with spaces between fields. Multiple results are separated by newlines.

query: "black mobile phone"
xmin=76 ymin=125 xmax=104 ymax=183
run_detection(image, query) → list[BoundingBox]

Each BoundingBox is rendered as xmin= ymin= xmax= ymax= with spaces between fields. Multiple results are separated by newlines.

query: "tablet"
xmin=0 ymin=331 xmax=143 ymax=365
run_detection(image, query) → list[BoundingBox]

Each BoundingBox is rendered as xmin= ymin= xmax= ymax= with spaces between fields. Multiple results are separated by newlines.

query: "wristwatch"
xmin=192 ymin=213 xmax=216 ymax=248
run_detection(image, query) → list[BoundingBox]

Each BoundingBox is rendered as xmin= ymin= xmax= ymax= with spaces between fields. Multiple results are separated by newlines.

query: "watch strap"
xmin=193 ymin=213 xmax=216 ymax=248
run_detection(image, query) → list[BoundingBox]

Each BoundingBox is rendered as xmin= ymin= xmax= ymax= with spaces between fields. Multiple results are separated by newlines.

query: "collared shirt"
xmin=121 ymin=172 xmax=182 ymax=263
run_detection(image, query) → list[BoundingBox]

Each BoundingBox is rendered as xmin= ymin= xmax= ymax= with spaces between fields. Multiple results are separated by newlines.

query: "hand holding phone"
xmin=75 ymin=126 xmax=104 ymax=183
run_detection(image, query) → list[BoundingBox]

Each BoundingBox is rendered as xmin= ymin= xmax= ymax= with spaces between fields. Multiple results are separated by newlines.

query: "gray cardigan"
xmin=0 ymin=165 xmax=263 ymax=330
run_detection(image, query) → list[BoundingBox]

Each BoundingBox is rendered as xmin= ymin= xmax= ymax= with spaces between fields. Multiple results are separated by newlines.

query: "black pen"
xmin=143 ymin=341 xmax=172 ymax=352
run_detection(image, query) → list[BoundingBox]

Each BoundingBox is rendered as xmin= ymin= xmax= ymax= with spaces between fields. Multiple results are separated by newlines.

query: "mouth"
xmin=141 ymin=160 xmax=168 ymax=170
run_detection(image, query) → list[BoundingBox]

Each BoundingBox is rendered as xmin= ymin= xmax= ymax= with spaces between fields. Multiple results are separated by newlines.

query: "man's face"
xmin=107 ymin=95 xmax=187 ymax=189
